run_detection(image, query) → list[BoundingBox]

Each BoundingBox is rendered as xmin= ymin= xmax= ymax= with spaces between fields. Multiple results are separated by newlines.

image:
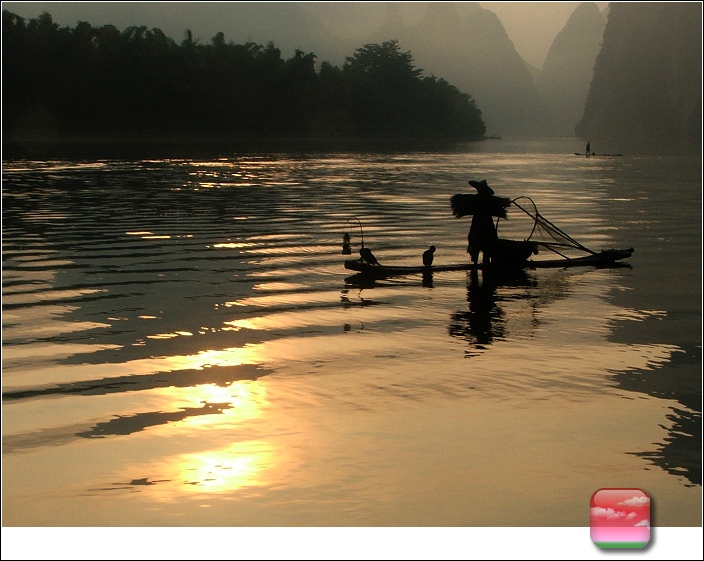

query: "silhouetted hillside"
xmin=2 ymin=11 xmax=486 ymax=141
xmin=6 ymin=3 xmax=699 ymax=146
xmin=0 ymin=2 xmax=568 ymax=139
xmin=364 ymin=2 xmax=547 ymax=137
xmin=576 ymin=3 xmax=702 ymax=147
xmin=538 ymin=2 xmax=606 ymax=136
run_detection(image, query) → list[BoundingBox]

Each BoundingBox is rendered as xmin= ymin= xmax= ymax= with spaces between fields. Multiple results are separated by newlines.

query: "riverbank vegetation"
xmin=2 ymin=10 xmax=487 ymax=142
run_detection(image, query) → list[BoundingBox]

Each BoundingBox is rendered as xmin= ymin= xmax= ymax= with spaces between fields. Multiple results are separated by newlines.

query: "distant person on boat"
xmin=359 ymin=246 xmax=381 ymax=266
xmin=466 ymin=180 xmax=499 ymax=265
xmin=586 ymin=142 xmax=591 ymax=157
xmin=422 ymin=245 xmax=436 ymax=267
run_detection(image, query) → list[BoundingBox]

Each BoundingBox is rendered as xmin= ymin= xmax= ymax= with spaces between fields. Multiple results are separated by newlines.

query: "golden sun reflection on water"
xmin=211 ymin=242 xmax=256 ymax=249
xmin=177 ymin=440 xmax=274 ymax=493
xmin=136 ymin=382 xmax=276 ymax=498
xmin=157 ymin=345 xmax=265 ymax=373
xmin=155 ymin=380 xmax=268 ymax=427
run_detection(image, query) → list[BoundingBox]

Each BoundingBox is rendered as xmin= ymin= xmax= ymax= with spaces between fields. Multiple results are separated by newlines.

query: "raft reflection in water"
xmin=448 ymin=267 xmax=555 ymax=355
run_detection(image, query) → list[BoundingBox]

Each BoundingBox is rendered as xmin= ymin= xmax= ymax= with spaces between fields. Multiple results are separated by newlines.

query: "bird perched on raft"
xmin=359 ymin=247 xmax=381 ymax=266
xmin=422 ymin=245 xmax=436 ymax=267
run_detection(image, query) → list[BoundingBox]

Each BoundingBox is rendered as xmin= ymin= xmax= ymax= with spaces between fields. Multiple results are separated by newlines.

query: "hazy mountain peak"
xmin=538 ymin=2 xmax=606 ymax=136
xmin=375 ymin=2 xmax=406 ymax=41
xmin=547 ymin=2 xmax=605 ymax=57
xmin=577 ymin=2 xmax=702 ymax=145
xmin=416 ymin=2 xmax=466 ymax=37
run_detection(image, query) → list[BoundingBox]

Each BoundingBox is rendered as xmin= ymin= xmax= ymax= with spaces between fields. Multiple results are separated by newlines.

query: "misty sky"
xmin=479 ymin=2 xmax=608 ymax=66
xmin=3 ymin=2 xmax=609 ymax=68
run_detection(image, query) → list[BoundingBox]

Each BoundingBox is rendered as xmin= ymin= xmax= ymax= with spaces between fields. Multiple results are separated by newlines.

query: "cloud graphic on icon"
xmin=619 ymin=496 xmax=650 ymax=507
xmin=591 ymin=507 xmax=629 ymax=520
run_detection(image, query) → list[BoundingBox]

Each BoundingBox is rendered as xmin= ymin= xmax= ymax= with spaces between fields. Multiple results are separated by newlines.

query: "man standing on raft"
xmin=466 ymin=180 xmax=499 ymax=265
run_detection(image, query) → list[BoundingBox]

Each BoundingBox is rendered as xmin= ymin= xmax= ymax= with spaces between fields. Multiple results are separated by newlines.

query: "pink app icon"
xmin=590 ymin=488 xmax=651 ymax=548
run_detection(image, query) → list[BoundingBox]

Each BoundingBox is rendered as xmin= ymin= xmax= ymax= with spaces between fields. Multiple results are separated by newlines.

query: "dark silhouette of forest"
xmin=2 ymin=10 xmax=487 ymax=141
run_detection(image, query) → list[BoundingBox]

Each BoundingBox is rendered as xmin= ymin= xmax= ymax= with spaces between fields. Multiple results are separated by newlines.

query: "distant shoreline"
xmin=3 ymin=131 xmax=490 ymax=145
xmin=2 ymin=131 xmax=491 ymax=159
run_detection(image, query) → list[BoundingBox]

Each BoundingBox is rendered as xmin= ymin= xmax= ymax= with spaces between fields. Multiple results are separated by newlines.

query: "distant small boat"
xmin=574 ymin=152 xmax=624 ymax=157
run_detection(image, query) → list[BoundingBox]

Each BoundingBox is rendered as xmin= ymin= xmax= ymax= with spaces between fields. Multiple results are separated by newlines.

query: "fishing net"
xmin=506 ymin=196 xmax=597 ymax=258
xmin=450 ymin=189 xmax=634 ymax=266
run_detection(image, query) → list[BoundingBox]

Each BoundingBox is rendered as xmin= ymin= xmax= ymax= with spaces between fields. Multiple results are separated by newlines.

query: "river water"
xmin=2 ymin=137 xmax=701 ymax=555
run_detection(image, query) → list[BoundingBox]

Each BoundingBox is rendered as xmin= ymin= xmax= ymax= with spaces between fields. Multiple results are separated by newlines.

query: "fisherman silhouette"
xmin=422 ymin=245 xmax=436 ymax=267
xmin=466 ymin=180 xmax=499 ymax=265
xmin=586 ymin=141 xmax=591 ymax=157
xmin=359 ymin=246 xmax=381 ymax=266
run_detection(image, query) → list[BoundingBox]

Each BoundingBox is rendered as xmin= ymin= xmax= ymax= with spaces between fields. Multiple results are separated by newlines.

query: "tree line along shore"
xmin=3 ymin=10 xmax=488 ymax=142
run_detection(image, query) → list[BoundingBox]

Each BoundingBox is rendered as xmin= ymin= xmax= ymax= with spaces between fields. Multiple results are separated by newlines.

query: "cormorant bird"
xmin=359 ymin=247 xmax=381 ymax=266
xmin=422 ymin=245 xmax=436 ymax=267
